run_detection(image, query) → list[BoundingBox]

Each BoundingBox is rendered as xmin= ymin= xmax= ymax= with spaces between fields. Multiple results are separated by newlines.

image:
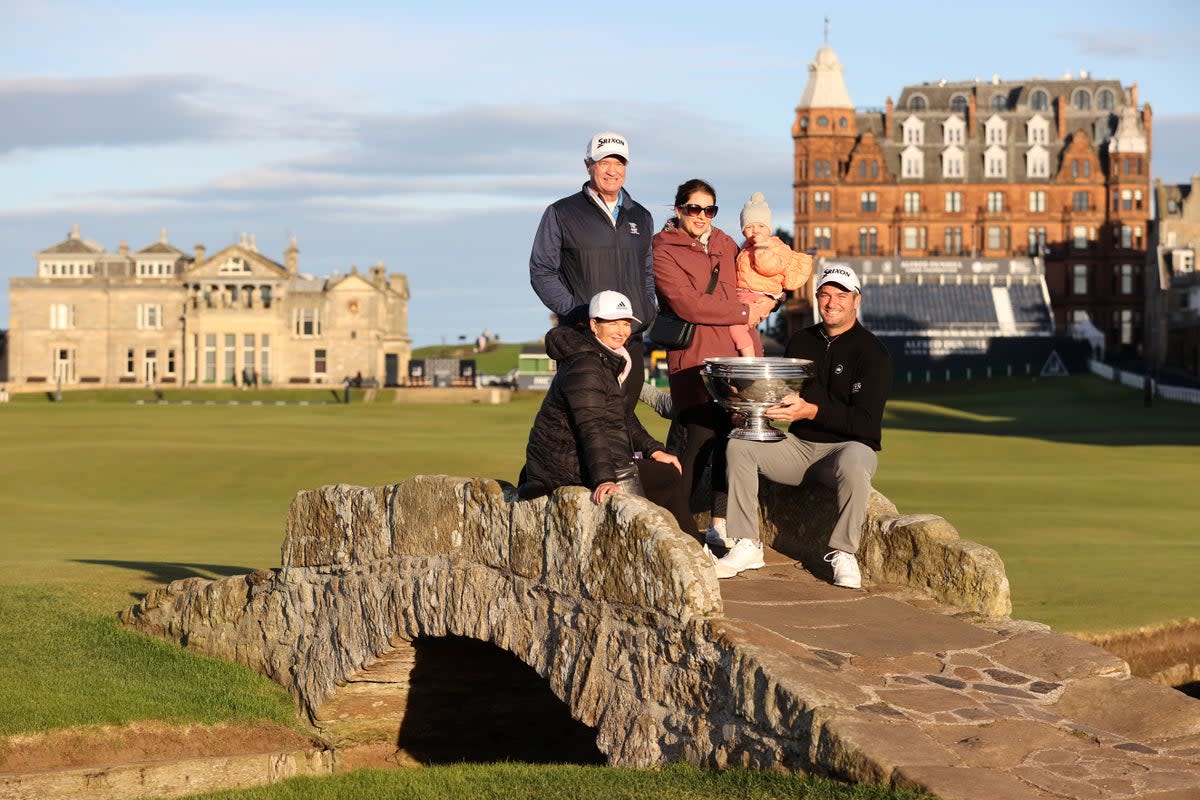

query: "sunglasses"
xmin=679 ymin=204 xmax=719 ymax=219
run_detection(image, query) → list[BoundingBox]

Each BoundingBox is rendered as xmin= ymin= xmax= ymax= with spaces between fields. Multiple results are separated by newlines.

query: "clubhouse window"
xmin=858 ymin=227 xmax=878 ymax=255
xmin=903 ymin=225 xmax=926 ymax=251
xmin=295 ymin=308 xmax=322 ymax=337
xmin=944 ymin=227 xmax=964 ymax=256
xmin=204 ymin=334 xmax=217 ymax=382
xmin=1072 ymin=264 xmax=1089 ymax=295
xmin=49 ymin=303 xmax=75 ymax=330
xmin=1073 ymin=226 xmax=1089 ymax=250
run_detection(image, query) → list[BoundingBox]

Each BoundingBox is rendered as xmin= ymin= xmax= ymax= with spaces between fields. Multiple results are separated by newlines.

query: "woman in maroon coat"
xmin=652 ymin=179 xmax=776 ymax=538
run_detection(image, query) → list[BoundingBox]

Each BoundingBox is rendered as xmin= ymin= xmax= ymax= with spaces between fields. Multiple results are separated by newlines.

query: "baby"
xmin=730 ymin=193 xmax=813 ymax=356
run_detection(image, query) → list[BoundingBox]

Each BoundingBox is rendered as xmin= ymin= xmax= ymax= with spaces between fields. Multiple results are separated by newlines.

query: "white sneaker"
xmin=714 ymin=538 xmax=765 ymax=579
xmin=704 ymin=518 xmax=733 ymax=550
xmin=824 ymin=550 xmax=861 ymax=589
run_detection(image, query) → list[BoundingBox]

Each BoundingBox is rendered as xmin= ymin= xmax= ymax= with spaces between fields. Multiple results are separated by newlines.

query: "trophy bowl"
xmin=702 ymin=356 xmax=813 ymax=442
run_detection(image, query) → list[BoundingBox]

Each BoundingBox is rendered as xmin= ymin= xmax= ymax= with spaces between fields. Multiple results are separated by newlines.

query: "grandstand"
xmin=805 ymin=256 xmax=1087 ymax=379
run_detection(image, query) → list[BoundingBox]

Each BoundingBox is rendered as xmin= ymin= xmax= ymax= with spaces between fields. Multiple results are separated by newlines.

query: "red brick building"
xmin=790 ymin=43 xmax=1151 ymax=358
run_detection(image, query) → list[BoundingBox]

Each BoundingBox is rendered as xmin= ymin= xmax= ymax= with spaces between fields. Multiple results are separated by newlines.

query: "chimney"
xmin=70 ymin=223 xmax=81 ymax=240
xmin=967 ymin=90 xmax=977 ymax=138
xmin=118 ymin=240 xmax=129 ymax=255
xmin=159 ymin=227 xmax=168 ymax=244
xmin=285 ymin=237 xmax=299 ymax=275
xmin=1055 ymin=95 xmax=1067 ymax=141
xmin=884 ymin=96 xmax=893 ymax=140
xmin=1143 ymin=102 xmax=1153 ymax=159
xmin=194 ymin=244 xmax=206 ymax=263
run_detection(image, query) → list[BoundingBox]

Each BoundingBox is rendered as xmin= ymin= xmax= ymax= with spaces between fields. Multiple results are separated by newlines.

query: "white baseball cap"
xmin=815 ymin=263 xmax=861 ymax=294
xmin=588 ymin=290 xmax=641 ymax=325
xmin=586 ymin=131 xmax=629 ymax=163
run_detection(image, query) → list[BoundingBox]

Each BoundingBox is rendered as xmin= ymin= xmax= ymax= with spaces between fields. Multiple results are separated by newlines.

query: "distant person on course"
xmin=716 ymin=264 xmax=893 ymax=586
xmin=529 ymin=131 xmax=655 ymax=413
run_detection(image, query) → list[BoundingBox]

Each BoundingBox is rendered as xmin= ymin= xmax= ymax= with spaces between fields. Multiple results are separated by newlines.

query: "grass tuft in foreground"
xmin=174 ymin=762 xmax=931 ymax=800
xmin=0 ymin=586 xmax=297 ymax=736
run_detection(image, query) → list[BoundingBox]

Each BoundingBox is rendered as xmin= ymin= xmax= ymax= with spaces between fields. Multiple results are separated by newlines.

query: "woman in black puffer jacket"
xmin=518 ymin=291 xmax=699 ymax=539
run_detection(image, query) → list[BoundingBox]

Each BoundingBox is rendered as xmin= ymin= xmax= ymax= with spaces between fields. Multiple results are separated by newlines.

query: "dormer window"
xmin=1025 ymin=145 xmax=1049 ymax=178
xmin=985 ymin=145 xmax=1007 ymax=177
xmin=941 ymin=145 xmax=964 ymax=178
xmin=990 ymin=94 xmax=1007 ymax=111
xmin=1098 ymin=89 xmax=1115 ymax=110
xmin=1030 ymin=89 xmax=1049 ymax=111
xmin=942 ymin=115 xmax=965 ymax=145
xmin=1073 ymin=89 xmax=1091 ymax=110
xmin=908 ymin=94 xmax=927 ymax=111
xmin=902 ymin=145 xmax=924 ymax=178
xmin=985 ymin=115 xmax=1007 ymax=145
xmin=950 ymin=95 xmax=968 ymax=114
xmin=1026 ymin=114 xmax=1049 ymax=145
xmin=902 ymin=116 xmax=925 ymax=146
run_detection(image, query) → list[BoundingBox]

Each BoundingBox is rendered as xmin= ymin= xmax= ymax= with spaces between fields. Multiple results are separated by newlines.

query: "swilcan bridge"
xmin=121 ymin=476 xmax=1200 ymax=799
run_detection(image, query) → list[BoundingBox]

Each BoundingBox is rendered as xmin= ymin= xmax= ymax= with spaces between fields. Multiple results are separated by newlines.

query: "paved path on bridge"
xmin=714 ymin=547 xmax=1200 ymax=800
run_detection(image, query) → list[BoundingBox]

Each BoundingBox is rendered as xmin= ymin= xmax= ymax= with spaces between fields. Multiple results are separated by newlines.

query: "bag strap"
xmin=703 ymin=258 xmax=720 ymax=294
xmin=658 ymin=257 xmax=721 ymax=316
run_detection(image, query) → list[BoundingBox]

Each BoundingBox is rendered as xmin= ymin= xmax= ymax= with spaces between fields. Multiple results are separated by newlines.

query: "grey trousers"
xmin=726 ymin=434 xmax=878 ymax=554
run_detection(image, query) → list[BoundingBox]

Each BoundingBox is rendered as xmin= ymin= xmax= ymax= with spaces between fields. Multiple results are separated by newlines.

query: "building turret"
xmin=285 ymin=237 xmax=299 ymax=275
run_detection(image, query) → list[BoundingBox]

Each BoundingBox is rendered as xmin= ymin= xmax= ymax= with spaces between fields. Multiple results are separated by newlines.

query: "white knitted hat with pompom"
xmin=740 ymin=192 xmax=772 ymax=231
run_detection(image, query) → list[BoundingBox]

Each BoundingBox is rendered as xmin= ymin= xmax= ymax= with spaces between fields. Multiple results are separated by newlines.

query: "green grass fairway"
xmin=178 ymin=762 xmax=929 ymax=800
xmin=881 ymin=376 xmax=1200 ymax=633
xmin=0 ymin=374 xmax=1196 ymax=742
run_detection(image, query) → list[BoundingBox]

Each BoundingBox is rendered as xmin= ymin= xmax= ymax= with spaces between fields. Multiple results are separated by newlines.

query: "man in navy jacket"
xmin=716 ymin=264 xmax=893 ymax=588
xmin=529 ymin=131 xmax=655 ymax=412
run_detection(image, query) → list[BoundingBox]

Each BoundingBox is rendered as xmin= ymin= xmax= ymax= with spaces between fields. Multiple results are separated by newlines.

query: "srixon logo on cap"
xmin=597 ymin=136 xmax=625 ymax=147
xmin=824 ymin=267 xmax=852 ymax=279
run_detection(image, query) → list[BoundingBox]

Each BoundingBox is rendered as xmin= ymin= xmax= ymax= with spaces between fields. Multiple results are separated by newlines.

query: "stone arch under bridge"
xmin=122 ymin=476 xmax=1200 ymax=798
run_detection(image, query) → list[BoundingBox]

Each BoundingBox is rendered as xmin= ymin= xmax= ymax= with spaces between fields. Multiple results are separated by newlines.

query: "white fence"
xmin=1088 ymin=360 xmax=1200 ymax=405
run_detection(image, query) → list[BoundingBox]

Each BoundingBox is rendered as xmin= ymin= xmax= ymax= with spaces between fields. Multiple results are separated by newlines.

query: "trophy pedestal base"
xmin=729 ymin=419 xmax=786 ymax=442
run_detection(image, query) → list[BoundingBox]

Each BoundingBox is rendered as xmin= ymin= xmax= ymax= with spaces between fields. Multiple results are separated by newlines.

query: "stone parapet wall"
xmin=757 ymin=480 xmax=1010 ymax=617
xmin=121 ymin=476 xmax=1009 ymax=774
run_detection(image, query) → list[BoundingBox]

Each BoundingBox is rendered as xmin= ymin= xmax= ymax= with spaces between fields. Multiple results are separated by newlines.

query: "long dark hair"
xmin=673 ymin=178 xmax=716 ymax=208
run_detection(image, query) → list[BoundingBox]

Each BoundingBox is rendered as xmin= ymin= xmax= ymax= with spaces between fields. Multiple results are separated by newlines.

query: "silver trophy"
xmin=702 ymin=357 xmax=814 ymax=442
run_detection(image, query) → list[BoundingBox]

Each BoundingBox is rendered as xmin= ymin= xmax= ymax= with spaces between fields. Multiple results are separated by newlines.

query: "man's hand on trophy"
xmin=764 ymin=393 xmax=816 ymax=423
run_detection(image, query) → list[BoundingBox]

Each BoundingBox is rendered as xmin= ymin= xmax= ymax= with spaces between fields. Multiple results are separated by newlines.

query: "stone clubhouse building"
xmin=6 ymin=225 xmax=412 ymax=389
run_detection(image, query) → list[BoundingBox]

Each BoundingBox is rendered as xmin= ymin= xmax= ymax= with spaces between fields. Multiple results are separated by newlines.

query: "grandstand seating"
xmin=860 ymin=278 xmax=1052 ymax=337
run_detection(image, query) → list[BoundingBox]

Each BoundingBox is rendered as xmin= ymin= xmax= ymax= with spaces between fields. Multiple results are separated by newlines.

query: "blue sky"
xmin=2 ymin=0 xmax=1198 ymax=345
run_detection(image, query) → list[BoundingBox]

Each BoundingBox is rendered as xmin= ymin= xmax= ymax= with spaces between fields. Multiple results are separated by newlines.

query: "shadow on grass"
xmin=74 ymin=559 xmax=254 ymax=600
xmin=886 ymin=375 xmax=1200 ymax=447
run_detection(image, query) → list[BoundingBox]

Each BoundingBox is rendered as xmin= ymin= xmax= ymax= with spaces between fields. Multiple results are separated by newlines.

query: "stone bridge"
xmin=121 ymin=476 xmax=1200 ymax=799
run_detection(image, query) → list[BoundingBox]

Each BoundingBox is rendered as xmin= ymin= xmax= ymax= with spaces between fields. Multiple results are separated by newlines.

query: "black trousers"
xmin=621 ymin=339 xmax=645 ymax=415
xmin=676 ymin=402 xmax=733 ymax=517
xmin=635 ymin=458 xmax=700 ymax=539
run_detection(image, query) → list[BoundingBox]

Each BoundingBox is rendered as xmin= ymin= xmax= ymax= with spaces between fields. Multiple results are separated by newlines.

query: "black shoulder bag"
xmin=648 ymin=260 xmax=720 ymax=350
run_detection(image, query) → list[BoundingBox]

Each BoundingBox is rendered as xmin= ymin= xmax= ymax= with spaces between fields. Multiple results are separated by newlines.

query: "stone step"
xmin=0 ymin=746 xmax=334 ymax=800
xmin=716 ymin=550 xmax=1200 ymax=800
